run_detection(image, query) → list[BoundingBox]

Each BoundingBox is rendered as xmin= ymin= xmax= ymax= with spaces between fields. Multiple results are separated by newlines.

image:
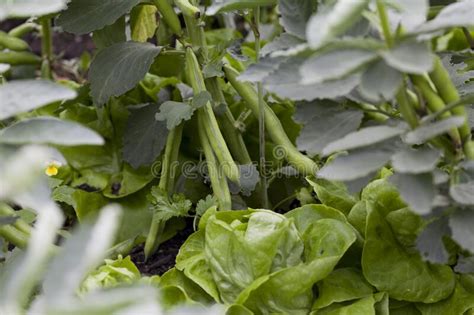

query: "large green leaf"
xmin=0 ymin=117 xmax=104 ymax=146
xmin=0 ymin=0 xmax=67 ymax=20
xmin=312 ymin=268 xmax=374 ymax=310
xmin=56 ymin=0 xmax=142 ymax=35
xmin=387 ymin=0 xmax=428 ymax=32
xmin=92 ymin=16 xmax=126 ymax=50
xmin=123 ymin=103 xmax=169 ymax=168
xmin=89 ymin=42 xmax=161 ymax=105
xmin=450 ymin=182 xmax=474 ymax=205
xmin=306 ymin=178 xmax=357 ymax=214
xmin=417 ymin=275 xmax=474 ymax=315
xmin=155 ymin=101 xmax=196 ymax=130
xmin=0 ymin=80 xmax=77 ymax=120
xmin=279 ymin=0 xmax=315 ymax=39
xmin=238 ymin=219 xmax=356 ymax=314
xmin=362 ymin=207 xmax=455 ymax=303
xmin=306 ymin=0 xmax=370 ymax=48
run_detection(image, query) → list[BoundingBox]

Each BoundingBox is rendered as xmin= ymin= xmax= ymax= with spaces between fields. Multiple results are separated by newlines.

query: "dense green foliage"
xmin=2 ymin=0 xmax=474 ymax=314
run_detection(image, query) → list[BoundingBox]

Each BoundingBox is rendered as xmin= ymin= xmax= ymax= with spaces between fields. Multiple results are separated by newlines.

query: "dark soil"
xmin=131 ymin=219 xmax=195 ymax=276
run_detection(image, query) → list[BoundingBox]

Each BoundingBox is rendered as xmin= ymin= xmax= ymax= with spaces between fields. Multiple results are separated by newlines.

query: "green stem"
xmin=376 ymin=0 xmax=394 ymax=48
xmin=206 ymin=78 xmax=252 ymax=164
xmin=174 ymin=0 xmax=200 ymax=18
xmin=153 ymin=0 xmax=183 ymax=36
xmin=0 ymin=225 xmax=29 ymax=249
xmin=144 ymin=124 xmax=183 ymax=259
xmin=395 ymin=86 xmax=419 ymax=129
xmin=253 ymin=7 xmax=269 ymax=209
xmin=186 ymin=48 xmax=240 ymax=183
xmin=40 ymin=18 xmax=53 ymax=79
xmin=224 ymin=65 xmax=317 ymax=176
xmin=0 ymin=203 xmax=31 ymax=236
xmin=429 ymin=56 xmax=474 ymax=159
xmin=411 ymin=75 xmax=462 ymax=149
xmin=198 ymin=111 xmax=232 ymax=210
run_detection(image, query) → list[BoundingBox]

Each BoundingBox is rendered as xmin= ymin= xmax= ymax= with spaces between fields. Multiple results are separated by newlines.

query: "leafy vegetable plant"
xmin=2 ymin=0 xmax=474 ymax=314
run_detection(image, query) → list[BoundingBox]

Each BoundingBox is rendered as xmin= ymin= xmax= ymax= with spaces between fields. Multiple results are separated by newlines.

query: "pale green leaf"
xmin=390 ymin=173 xmax=435 ymax=215
xmin=130 ymin=4 xmax=158 ymax=43
xmin=0 ymin=80 xmax=77 ymax=120
xmin=381 ymin=41 xmax=434 ymax=74
xmin=404 ymin=116 xmax=465 ymax=144
xmin=155 ymin=101 xmax=196 ymax=130
xmin=391 ymin=147 xmax=441 ymax=174
xmin=0 ymin=117 xmax=104 ymax=146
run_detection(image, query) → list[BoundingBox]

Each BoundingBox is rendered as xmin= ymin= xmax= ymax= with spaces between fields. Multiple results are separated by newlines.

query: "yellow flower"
xmin=45 ymin=161 xmax=62 ymax=177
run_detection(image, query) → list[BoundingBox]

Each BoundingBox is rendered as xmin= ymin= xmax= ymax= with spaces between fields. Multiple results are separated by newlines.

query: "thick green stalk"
xmin=253 ymin=6 xmax=269 ymax=209
xmin=429 ymin=56 xmax=474 ymax=159
xmin=144 ymin=124 xmax=183 ymax=259
xmin=198 ymin=112 xmax=232 ymax=210
xmin=186 ymin=48 xmax=240 ymax=183
xmin=376 ymin=0 xmax=394 ymax=48
xmin=224 ymin=65 xmax=317 ymax=176
xmin=411 ymin=75 xmax=462 ymax=148
xmin=396 ymin=87 xmax=419 ymax=128
xmin=174 ymin=0 xmax=200 ymax=18
xmin=0 ymin=225 xmax=29 ymax=249
xmin=0 ymin=203 xmax=31 ymax=236
xmin=40 ymin=18 xmax=53 ymax=79
xmin=153 ymin=0 xmax=183 ymax=36
xmin=206 ymin=78 xmax=252 ymax=164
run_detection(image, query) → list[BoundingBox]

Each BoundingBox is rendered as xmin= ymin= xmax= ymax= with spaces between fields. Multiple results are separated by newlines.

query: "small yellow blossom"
xmin=45 ymin=161 xmax=62 ymax=177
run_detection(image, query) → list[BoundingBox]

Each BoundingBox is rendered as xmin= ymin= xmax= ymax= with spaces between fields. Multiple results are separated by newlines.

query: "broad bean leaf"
xmin=306 ymin=0 xmax=370 ymax=48
xmin=387 ymin=0 xmax=429 ymax=32
xmin=312 ymin=268 xmax=374 ymax=310
xmin=416 ymin=217 xmax=451 ymax=264
xmin=56 ymin=0 xmax=142 ymax=35
xmin=362 ymin=207 xmax=455 ymax=303
xmin=0 ymin=0 xmax=67 ymax=20
xmin=318 ymin=145 xmax=395 ymax=181
xmin=92 ymin=17 xmax=126 ymax=50
xmin=261 ymin=34 xmax=305 ymax=57
xmin=391 ymin=147 xmax=441 ymax=174
xmin=279 ymin=0 xmax=316 ymax=39
xmin=360 ymin=59 xmax=403 ymax=102
xmin=295 ymin=101 xmax=363 ymax=157
xmin=42 ymin=206 xmax=121 ymax=300
xmin=207 ymin=0 xmax=277 ymax=15
xmin=449 ymin=209 xmax=474 ymax=253
xmin=404 ymin=116 xmax=465 ymax=145
xmin=0 ymin=80 xmax=76 ymax=120
xmin=123 ymin=103 xmax=169 ymax=168
xmin=0 ymin=117 xmax=104 ymax=146
xmin=390 ymin=173 xmax=435 ymax=215
xmin=264 ymin=56 xmax=361 ymax=101
xmin=300 ymin=49 xmax=378 ymax=85
xmin=322 ymin=125 xmax=406 ymax=156
xmin=450 ymin=182 xmax=474 ymax=205
xmin=417 ymin=0 xmax=474 ymax=34
xmin=89 ymin=42 xmax=162 ymax=105
xmin=381 ymin=41 xmax=434 ymax=74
